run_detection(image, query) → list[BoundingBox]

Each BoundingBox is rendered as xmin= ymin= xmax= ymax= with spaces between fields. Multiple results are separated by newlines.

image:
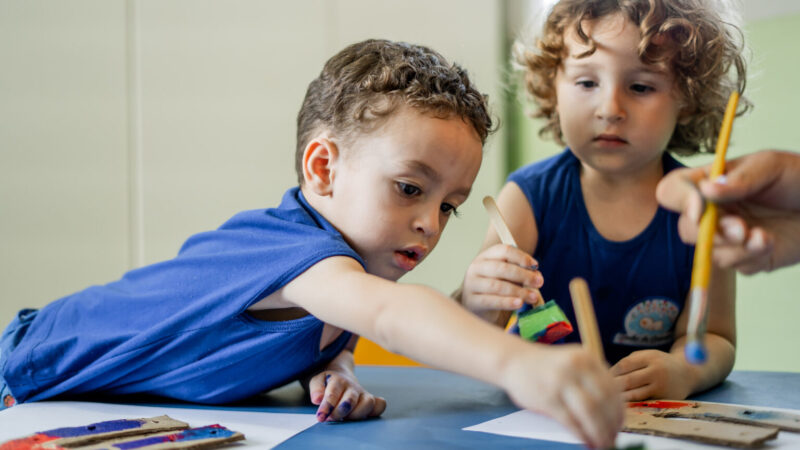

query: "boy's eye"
xmin=397 ymin=182 xmax=421 ymax=197
xmin=576 ymin=80 xmax=597 ymax=89
xmin=440 ymin=203 xmax=461 ymax=217
xmin=631 ymin=83 xmax=654 ymax=94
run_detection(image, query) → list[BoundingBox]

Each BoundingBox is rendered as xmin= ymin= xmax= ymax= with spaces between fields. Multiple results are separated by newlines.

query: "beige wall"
xmin=0 ymin=0 xmax=504 ymax=320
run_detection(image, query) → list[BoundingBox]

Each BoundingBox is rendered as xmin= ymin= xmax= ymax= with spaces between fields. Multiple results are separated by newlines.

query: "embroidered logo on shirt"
xmin=613 ymin=297 xmax=680 ymax=347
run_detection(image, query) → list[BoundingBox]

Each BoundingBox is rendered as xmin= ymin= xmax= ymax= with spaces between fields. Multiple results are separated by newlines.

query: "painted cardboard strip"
xmin=624 ymin=410 xmax=779 ymax=448
xmin=629 ymin=400 xmax=800 ymax=432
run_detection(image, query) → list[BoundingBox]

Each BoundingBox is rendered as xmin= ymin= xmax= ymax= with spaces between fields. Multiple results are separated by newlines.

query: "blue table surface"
xmin=237 ymin=367 xmax=798 ymax=449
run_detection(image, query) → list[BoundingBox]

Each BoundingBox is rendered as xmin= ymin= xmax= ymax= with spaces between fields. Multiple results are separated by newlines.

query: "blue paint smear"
xmin=112 ymin=426 xmax=235 ymax=449
xmin=42 ymin=419 xmax=142 ymax=438
xmin=739 ymin=410 xmax=781 ymax=420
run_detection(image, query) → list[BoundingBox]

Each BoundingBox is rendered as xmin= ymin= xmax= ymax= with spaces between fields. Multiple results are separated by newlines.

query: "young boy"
xmin=0 ymin=39 xmax=621 ymax=448
xmin=459 ymin=0 xmax=746 ymax=402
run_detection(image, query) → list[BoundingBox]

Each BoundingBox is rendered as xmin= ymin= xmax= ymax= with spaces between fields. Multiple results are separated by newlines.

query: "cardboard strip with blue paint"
xmin=628 ymin=400 xmax=800 ymax=432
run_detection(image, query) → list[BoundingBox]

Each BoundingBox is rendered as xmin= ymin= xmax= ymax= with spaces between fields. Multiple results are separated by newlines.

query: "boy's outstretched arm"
xmin=610 ymin=264 xmax=736 ymax=400
xmin=283 ymin=256 xmax=623 ymax=449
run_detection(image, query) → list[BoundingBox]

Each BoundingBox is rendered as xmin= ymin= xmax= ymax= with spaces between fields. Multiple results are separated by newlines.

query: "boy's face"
xmin=554 ymin=13 xmax=683 ymax=176
xmin=323 ymin=107 xmax=482 ymax=281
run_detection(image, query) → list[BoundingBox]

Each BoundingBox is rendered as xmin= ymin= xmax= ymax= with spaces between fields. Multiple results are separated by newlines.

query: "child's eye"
xmin=397 ymin=182 xmax=421 ymax=197
xmin=576 ymin=80 xmax=597 ymax=89
xmin=631 ymin=83 xmax=654 ymax=94
xmin=440 ymin=203 xmax=461 ymax=217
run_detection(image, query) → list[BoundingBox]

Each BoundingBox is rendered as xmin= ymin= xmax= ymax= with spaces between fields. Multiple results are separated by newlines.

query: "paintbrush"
xmin=568 ymin=277 xmax=605 ymax=361
xmin=684 ymin=91 xmax=740 ymax=365
xmin=482 ymin=196 xmax=573 ymax=343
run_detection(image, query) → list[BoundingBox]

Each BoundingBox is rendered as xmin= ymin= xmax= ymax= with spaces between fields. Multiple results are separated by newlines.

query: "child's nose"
xmin=596 ymin=87 xmax=626 ymax=123
xmin=413 ymin=206 xmax=441 ymax=237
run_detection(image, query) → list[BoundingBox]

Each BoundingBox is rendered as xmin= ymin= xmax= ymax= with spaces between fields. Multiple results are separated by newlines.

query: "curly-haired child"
xmin=459 ymin=0 xmax=749 ymax=402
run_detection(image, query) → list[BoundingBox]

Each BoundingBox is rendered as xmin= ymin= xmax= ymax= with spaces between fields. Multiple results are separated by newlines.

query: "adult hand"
xmin=656 ymin=150 xmax=800 ymax=273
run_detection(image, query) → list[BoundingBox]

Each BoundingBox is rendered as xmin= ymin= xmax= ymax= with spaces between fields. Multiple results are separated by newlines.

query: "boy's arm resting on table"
xmin=303 ymin=334 xmax=387 ymax=422
xmin=458 ymin=183 xmax=543 ymax=327
xmin=611 ymin=265 xmax=736 ymax=400
xmin=285 ymin=255 xmax=623 ymax=449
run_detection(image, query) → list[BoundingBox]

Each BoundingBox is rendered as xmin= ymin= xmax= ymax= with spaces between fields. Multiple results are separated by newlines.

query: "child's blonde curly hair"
xmin=516 ymin=0 xmax=750 ymax=156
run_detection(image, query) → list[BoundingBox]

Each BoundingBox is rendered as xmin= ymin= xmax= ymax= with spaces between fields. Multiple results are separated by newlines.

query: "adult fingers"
xmin=656 ymin=167 xmax=706 ymax=217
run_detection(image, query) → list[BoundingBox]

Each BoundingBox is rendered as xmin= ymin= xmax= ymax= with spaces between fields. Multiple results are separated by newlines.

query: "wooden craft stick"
xmin=0 ymin=415 xmax=189 ymax=449
xmin=685 ymin=91 xmax=739 ymax=364
xmin=482 ymin=196 xmax=518 ymax=248
xmin=624 ymin=410 xmax=778 ymax=448
xmin=628 ymin=399 xmax=800 ymax=432
xmin=568 ymin=277 xmax=604 ymax=362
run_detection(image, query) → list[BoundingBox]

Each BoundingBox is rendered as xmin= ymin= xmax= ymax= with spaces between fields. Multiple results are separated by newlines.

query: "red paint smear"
xmin=628 ymin=400 xmax=693 ymax=409
xmin=0 ymin=434 xmax=62 ymax=450
xmin=537 ymin=321 xmax=573 ymax=344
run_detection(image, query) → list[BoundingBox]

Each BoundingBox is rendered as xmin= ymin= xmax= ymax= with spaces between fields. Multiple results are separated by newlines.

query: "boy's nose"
xmin=413 ymin=207 xmax=441 ymax=237
xmin=596 ymin=87 xmax=626 ymax=123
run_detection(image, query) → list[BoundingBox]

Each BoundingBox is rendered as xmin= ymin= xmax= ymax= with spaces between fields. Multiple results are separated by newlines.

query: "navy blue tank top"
xmin=508 ymin=149 xmax=693 ymax=364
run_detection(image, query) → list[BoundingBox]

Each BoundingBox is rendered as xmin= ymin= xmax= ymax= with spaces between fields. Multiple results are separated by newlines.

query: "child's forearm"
xmin=373 ymin=283 xmax=532 ymax=388
xmin=670 ymin=333 xmax=735 ymax=395
xmin=452 ymin=286 xmax=515 ymax=327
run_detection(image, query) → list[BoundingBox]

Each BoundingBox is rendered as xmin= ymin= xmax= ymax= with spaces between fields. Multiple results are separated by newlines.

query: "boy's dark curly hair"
xmin=516 ymin=0 xmax=750 ymax=156
xmin=295 ymin=39 xmax=494 ymax=183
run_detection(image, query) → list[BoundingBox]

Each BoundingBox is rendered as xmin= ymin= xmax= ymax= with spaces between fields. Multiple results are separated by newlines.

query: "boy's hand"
xmin=610 ymin=349 xmax=691 ymax=401
xmin=461 ymin=244 xmax=544 ymax=312
xmin=503 ymin=344 xmax=623 ymax=449
xmin=307 ymin=355 xmax=386 ymax=422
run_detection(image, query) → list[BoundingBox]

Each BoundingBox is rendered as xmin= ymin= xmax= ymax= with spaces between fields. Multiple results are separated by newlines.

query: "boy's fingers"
xmin=562 ymin=387 xmax=611 ymax=449
xmin=548 ymin=398 xmax=591 ymax=448
xmin=307 ymin=372 xmax=329 ymax=405
xmin=316 ymin=375 xmax=346 ymax=422
xmin=346 ymin=393 xmax=376 ymax=420
xmin=328 ymin=388 xmax=360 ymax=421
xmin=369 ymin=396 xmax=387 ymax=417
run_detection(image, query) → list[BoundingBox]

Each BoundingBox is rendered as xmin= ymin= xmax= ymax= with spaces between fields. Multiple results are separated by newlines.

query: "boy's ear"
xmin=302 ymin=138 xmax=339 ymax=196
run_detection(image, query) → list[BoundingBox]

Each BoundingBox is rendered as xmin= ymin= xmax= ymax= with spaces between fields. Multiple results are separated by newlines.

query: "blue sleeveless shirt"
xmin=2 ymin=187 xmax=363 ymax=404
xmin=508 ymin=150 xmax=693 ymax=364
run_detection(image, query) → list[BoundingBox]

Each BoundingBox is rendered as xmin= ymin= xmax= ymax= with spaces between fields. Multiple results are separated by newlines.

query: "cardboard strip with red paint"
xmin=0 ymin=416 xmax=188 ymax=450
xmin=628 ymin=400 xmax=800 ymax=432
xmin=624 ymin=410 xmax=779 ymax=448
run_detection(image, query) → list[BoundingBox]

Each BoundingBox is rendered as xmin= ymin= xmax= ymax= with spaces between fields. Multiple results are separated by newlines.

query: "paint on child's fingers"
xmin=338 ymin=400 xmax=353 ymax=417
xmin=316 ymin=401 xmax=334 ymax=422
xmin=324 ymin=373 xmax=331 ymax=387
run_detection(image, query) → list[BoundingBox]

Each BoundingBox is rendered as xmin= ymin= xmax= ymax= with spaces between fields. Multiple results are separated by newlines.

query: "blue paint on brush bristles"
xmin=685 ymin=340 xmax=707 ymax=364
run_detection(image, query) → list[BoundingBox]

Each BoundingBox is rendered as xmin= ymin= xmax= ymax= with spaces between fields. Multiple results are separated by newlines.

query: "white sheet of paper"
xmin=0 ymin=401 xmax=318 ymax=448
xmin=464 ymin=404 xmax=800 ymax=449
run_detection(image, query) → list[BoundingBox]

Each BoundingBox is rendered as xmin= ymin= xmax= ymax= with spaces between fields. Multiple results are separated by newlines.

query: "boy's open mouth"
xmin=394 ymin=247 xmax=426 ymax=272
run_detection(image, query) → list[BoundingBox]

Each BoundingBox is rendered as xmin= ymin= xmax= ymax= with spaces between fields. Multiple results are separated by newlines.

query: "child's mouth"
xmin=394 ymin=248 xmax=424 ymax=272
